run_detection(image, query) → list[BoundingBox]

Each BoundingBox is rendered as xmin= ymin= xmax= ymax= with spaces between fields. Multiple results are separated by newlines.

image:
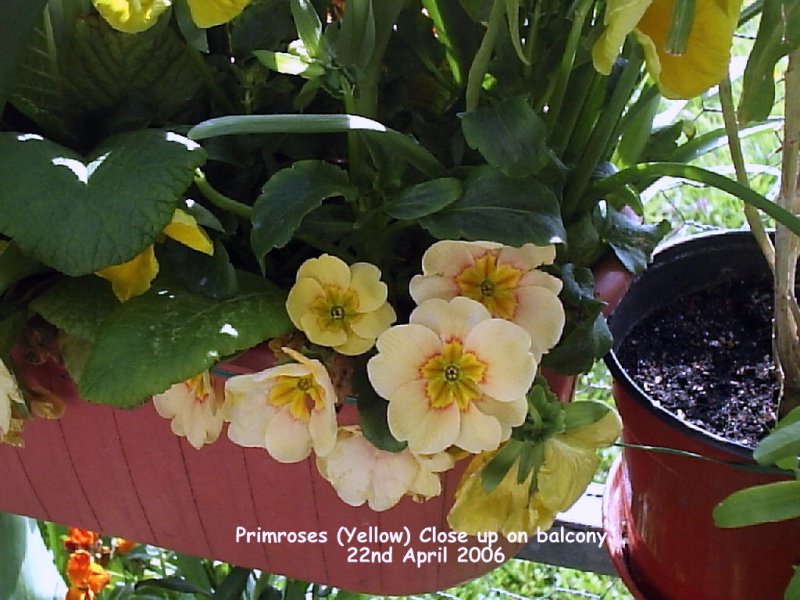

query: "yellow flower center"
xmin=268 ymin=374 xmax=325 ymax=422
xmin=312 ymin=287 xmax=359 ymax=332
xmin=456 ymin=253 xmax=522 ymax=320
xmin=185 ymin=374 xmax=212 ymax=404
xmin=420 ymin=341 xmax=486 ymax=410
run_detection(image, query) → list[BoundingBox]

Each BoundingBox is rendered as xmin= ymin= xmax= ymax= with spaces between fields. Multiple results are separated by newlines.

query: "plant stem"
xmin=193 ymin=169 xmax=253 ymax=219
xmin=719 ymin=76 xmax=776 ymax=272
xmin=465 ymin=0 xmax=506 ymax=112
xmin=775 ymin=48 xmax=800 ymax=416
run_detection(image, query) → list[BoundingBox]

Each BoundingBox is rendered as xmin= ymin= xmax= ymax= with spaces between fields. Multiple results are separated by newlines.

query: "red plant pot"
xmin=604 ymin=231 xmax=800 ymax=600
xmin=0 ymin=258 xmax=631 ymax=595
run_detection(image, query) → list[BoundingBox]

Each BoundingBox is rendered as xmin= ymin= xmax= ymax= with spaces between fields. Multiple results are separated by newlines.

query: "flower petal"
xmin=591 ymin=0 xmax=653 ymax=75
xmin=96 ymin=245 xmax=158 ymax=302
xmin=349 ymin=302 xmax=396 ymax=340
xmin=264 ymin=407 xmax=313 ymax=462
xmin=474 ymin=395 xmax=528 ymax=438
xmin=92 ymin=0 xmax=172 ymax=34
xmin=410 ymin=297 xmax=491 ymax=342
xmin=296 ymin=254 xmax=351 ymax=290
xmin=309 ymin=405 xmax=338 ymax=457
xmin=454 ymin=402 xmax=504 ymax=452
xmin=368 ymin=324 xmax=441 ymax=399
xmin=513 ymin=286 xmax=566 ymax=360
xmin=408 ymin=273 xmax=461 ymax=305
xmin=349 ymin=262 xmax=388 ymax=313
xmin=186 ymin=0 xmax=250 ymax=28
xmin=464 ymin=319 xmax=536 ymax=401
xmin=420 ymin=240 xmax=496 ymax=277
xmin=498 ymin=244 xmax=556 ymax=270
xmin=387 ymin=379 xmax=460 ymax=454
xmin=286 ymin=277 xmax=325 ymax=330
xmin=163 ymin=209 xmax=213 ymax=255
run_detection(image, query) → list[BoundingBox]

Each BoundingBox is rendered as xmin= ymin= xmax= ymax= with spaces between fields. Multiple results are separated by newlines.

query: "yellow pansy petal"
xmin=592 ymin=0 xmax=653 ymax=74
xmin=465 ymin=319 xmax=536 ymax=402
xmin=96 ymin=245 xmax=159 ymax=302
xmin=163 ymin=209 xmax=213 ymax=255
xmin=186 ymin=0 xmax=250 ymax=28
xmin=637 ymin=0 xmax=743 ymax=99
xmin=349 ymin=262 xmax=388 ymax=313
xmin=387 ymin=379 xmax=460 ymax=454
xmin=92 ymin=0 xmax=171 ymax=34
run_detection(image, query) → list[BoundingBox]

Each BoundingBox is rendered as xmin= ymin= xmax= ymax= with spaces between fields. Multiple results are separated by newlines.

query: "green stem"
xmin=193 ymin=169 xmax=253 ymax=219
xmin=719 ymin=76 xmax=775 ymax=271
xmin=465 ymin=0 xmax=506 ymax=112
xmin=563 ymin=47 xmax=643 ymax=218
xmin=546 ymin=0 xmax=593 ymax=128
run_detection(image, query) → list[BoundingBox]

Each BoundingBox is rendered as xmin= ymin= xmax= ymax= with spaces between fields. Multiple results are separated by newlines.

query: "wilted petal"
xmin=96 ymin=245 xmax=158 ymax=302
xmin=163 ymin=209 xmax=213 ymax=255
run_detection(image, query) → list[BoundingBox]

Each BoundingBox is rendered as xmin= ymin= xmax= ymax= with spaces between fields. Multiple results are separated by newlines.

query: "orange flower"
xmin=64 ymin=528 xmax=100 ymax=553
xmin=66 ymin=551 xmax=110 ymax=600
xmin=113 ymin=537 xmax=138 ymax=555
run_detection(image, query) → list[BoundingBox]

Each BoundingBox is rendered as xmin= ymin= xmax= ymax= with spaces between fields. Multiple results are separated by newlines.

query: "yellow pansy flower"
xmin=153 ymin=371 xmax=225 ymax=450
xmin=592 ymin=0 xmax=744 ymax=99
xmin=367 ymin=297 xmax=536 ymax=455
xmin=92 ymin=0 xmax=251 ymax=34
xmin=96 ymin=208 xmax=213 ymax=302
xmin=448 ymin=410 xmax=621 ymax=535
xmin=225 ymin=347 xmax=338 ymax=463
xmin=316 ymin=426 xmax=455 ymax=511
xmin=286 ymin=254 xmax=397 ymax=356
xmin=410 ymin=241 xmax=565 ymax=361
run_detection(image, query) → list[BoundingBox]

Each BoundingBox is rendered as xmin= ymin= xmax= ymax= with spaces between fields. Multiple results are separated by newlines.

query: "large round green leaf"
xmin=0 ymin=129 xmax=206 ymax=276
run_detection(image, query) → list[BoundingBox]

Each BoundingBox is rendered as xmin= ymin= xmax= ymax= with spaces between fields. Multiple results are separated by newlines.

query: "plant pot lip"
xmin=604 ymin=228 xmax=761 ymax=461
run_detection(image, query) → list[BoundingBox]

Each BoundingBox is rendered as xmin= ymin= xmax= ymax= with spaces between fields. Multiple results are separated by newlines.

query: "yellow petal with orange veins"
xmin=96 ymin=245 xmax=159 ymax=302
xmin=186 ymin=0 xmax=250 ymax=28
xmin=296 ymin=254 xmax=351 ymax=290
xmin=410 ymin=296 xmax=492 ymax=342
xmin=368 ymin=324 xmax=441 ymax=399
xmin=454 ymin=402 xmax=504 ymax=452
xmin=387 ymin=379 xmax=460 ymax=454
xmin=349 ymin=262 xmax=388 ymax=313
xmin=92 ymin=0 xmax=171 ymax=34
xmin=163 ymin=209 xmax=213 ymax=255
xmin=465 ymin=319 xmax=535 ymax=402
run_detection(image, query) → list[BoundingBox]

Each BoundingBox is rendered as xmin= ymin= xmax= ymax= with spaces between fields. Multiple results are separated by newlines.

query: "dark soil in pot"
xmin=616 ymin=277 xmax=778 ymax=447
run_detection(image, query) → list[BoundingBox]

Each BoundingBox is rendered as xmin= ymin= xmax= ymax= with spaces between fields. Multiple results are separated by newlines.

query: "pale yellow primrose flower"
xmin=0 ymin=358 xmax=25 ymax=444
xmin=286 ymin=255 xmax=397 ymax=356
xmin=447 ymin=410 xmax=622 ymax=535
xmin=93 ymin=0 xmax=251 ymax=34
xmin=592 ymin=0 xmax=743 ymax=99
xmin=316 ymin=426 xmax=455 ymax=511
xmin=225 ymin=347 xmax=338 ymax=463
xmin=153 ymin=371 xmax=224 ymax=450
xmin=96 ymin=209 xmax=213 ymax=302
xmin=410 ymin=241 xmax=564 ymax=362
xmin=368 ymin=297 xmax=536 ymax=455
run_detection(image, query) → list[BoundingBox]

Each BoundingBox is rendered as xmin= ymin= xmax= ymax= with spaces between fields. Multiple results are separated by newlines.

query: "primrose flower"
xmin=226 ymin=347 xmax=338 ymax=463
xmin=66 ymin=550 xmax=111 ymax=600
xmin=286 ymin=255 xmax=397 ymax=356
xmin=316 ymin=426 xmax=455 ymax=511
xmin=410 ymin=241 xmax=564 ymax=362
xmin=153 ymin=371 xmax=224 ymax=450
xmin=447 ymin=410 xmax=622 ymax=535
xmin=0 ymin=358 xmax=25 ymax=446
xmin=592 ymin=0 xmax=743 ymax=99
xmin=92 ymin=0 xmax=251 ymax=34
xmin=368 ymin=297 xmax=536 ymax=455
xmin=96 ymin=208 xmax=213 ymax=302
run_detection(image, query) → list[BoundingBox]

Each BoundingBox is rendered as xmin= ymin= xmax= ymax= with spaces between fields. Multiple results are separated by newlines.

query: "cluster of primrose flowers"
xmin=144 ymin=240 xmax=620 ymax=532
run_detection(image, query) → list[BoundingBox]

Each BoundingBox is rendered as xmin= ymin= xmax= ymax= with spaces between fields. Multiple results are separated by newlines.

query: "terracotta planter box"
xmin=604 ymin=231 xmax=800 ymax=600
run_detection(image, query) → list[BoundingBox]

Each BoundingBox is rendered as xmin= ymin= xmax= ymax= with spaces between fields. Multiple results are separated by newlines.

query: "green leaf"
xmin=213 ymin=567 xmax=252 ymax=600
xmin=563 ymin=401 xmax=611 ymax=431
xmin=231 ymin=0 xmax=293 ymax=56
xmin=739 ymin=0 xmax=800 ymax=124
xmin=135 ymin=578 xmax=212 ymax=597
xmin=420 ymin=0 xmax=481 ymax=85
xmin=384 ymin=178 xmax=463 ymax=219
xmin=189 ymin=114 xmax=446 ymax=178
xmin=616 ymin=85 xmax=660 ymax=167
xmin=174 ymin=554 xmax=213 ymax=593
xmin=0 ymin=130 xmax=206 ymax=276
xmin=78 ymin=273 xmax=291 ymax=407
xmin=327 ymin=0 xmax=376 ymax=70
xmin=458 ymin=0 xmax=493 ymax=21
xmin=290 ymin=0 xmax=324 ymax=57
xmin=284 ymin=579 xmax=311 ymax=600
xmin=543 ymin=313 xmax=612 ymax=375
xmin=461 ymin=97 xmax=549 ymax=178
xmin=419 ymin=166 xmax=565 ymax=246
xmin=0 ymin=311 xmax=27 ymax=363
xmin=515 ymin=442 xmax=542 ymax=485
xmin=253 ymin=50 xmax=325 ymax=78
xmin=0 ymin=513 xmax=67 ymax=600
xmin=594 ymin=206 xmax=670 ymax=274
xmin=786 ymin=566 xmax=800 ymax=600
xmin=482 ymin=440 xmax=523 ymax=494
xmin=59 ymin=332 xmax=94 ymax=384
xmin=714 ymin=480 xmax=800 ymax=528
xmin=159 ymin=241 xmax=238 ymax=301
xmin=30 ymin=277 xmax=118 ymax=342
xmin=754 ymin=420 xmax=800 ymax=466
xmin=0 ymin=242 xmax=46 ymax=296
xmin=251 ymin=161 xmax=354 ymax=264
xmin=0 ymin=0 xmax=55 ymax=121
xmin=353 ymin=356 xmax=407 ymax=452
xmin=563 ymin=214 xmax=606 ymax=268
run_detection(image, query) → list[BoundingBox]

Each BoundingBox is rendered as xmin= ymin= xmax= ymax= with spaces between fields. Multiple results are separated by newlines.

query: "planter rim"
xmin=604 ymin=228 xmax=765 ymax=461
